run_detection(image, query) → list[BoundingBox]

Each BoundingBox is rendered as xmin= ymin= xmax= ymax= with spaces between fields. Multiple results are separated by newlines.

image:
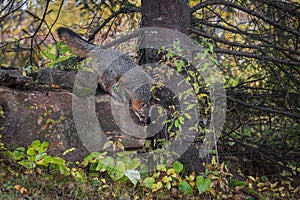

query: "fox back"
xmin=57 ymin=27 xmax=151 ymax=124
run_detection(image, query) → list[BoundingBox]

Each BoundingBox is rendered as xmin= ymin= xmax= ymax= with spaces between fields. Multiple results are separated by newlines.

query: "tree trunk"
xmin=141 ymin=0 xmax=191 ymax=33
xmin=140 ymin=0 xmax=205 ymax=173
xmin=139 ymin=0 xmax=191 ymax=64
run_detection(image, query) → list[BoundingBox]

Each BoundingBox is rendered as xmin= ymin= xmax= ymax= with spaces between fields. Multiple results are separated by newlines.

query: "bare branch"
xmin=192 ymin=0 xmax=300 ymax=37
xmin=0 ymin=1 xmax=27 ymax=23
xmin=214 ymin=47 xmax=300 ymax=66
xmin=226 ymin=96 xmax=300 ymax=119
xmin=192 ymin=19 xmax=300 ymax=56
xmin=88 ymin=6 xmax=140 ymax=42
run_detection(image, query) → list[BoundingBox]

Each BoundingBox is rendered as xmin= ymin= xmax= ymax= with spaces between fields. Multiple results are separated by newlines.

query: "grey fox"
xmin=57 ymin=27 xmax=151 ymax=125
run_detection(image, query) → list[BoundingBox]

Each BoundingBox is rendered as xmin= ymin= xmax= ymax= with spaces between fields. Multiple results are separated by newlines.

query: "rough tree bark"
xmin=140 ymin=0 xmax=205 ymax=173
xmin=139 ymin=0 xmax=191 ymax=64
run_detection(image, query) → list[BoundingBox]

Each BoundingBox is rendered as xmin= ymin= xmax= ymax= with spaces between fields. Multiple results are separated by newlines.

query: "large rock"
xmin=0 ymin=86 xmax=144 ymax=161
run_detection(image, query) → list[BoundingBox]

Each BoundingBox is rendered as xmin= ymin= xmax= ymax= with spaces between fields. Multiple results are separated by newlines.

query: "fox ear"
xmin=56 ymin=27 xmax=95 ymax=58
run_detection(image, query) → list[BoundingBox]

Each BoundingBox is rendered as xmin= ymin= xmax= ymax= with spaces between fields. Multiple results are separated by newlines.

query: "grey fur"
xmin=57 ymin=27 xmax=151 ymax=124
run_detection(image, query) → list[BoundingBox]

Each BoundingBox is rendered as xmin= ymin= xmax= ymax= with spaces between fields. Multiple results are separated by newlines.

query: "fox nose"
xmin=140 ymin=116 xmax=151 ymax=126
xmin=139 ymin=115 xmax=151 ymax=126
xmin=132 ymin=108 xmax=151 ymax=126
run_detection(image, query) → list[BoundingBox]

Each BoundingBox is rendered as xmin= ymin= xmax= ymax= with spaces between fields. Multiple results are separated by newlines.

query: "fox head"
xmin=112 ymin=82 xmax=151 ymax=126
xmin=131 ymin=98 xmax=150 ymax=125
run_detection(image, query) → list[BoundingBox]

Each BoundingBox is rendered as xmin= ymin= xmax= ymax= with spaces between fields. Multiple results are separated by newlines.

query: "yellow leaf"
xmin=162 ymin=176 xmax=172 ymax=183
xmin=248 ymin=176 xmax=256 ymax=182
xmin=156 ymin=164 xmax=167 ymax=172
xmin=14 ymin=185 xmax=30 ymax=195
xmin=166 ymin=182 xmax=171 ymax=190
xmin=209 ymin=188 xmax=216 ymax=196
xmin=270 ymin=182 xmax=278 ymax=189
xmin=257 ymin=182 xmax=265 ymax=187
xmin=188 ymin=174 xmax=195 ymax=181
xmin=152 ymin=172 xmax=160 ymax=179
xmin=37 ymin=116 xmax=43 ymax=125
xmin=189 ymin=181 xmax=195 ymax=187
xmin=171 ymin=173 xmax=181 ymax=181
xmin=198 ymin=93 xmax=208 ymax=98
xmin=101 ymin=178 xmax=106 ymax=184
xmin=152 ymin=182 xmax=163 ymax=192
xmin=209 ymin=174 xmax=219 ymax=180
xmin=62 ymin=147 xmax=75 ymax=155
xmin=167 ymin=168 xmax=176 ymax=175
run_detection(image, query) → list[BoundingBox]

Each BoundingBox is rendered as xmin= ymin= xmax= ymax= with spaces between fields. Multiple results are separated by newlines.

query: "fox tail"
xmin=57 ymin=27 xmax=96 ymax=58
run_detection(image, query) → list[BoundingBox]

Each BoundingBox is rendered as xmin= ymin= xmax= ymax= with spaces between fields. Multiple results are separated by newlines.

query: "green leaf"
xmin=18 ymin=160 xmax=35 ymax=169
xmin=152 ymin=172 xmax=160 ymax=179
xmin=89 ymin=162 xmax=98 ymax=171
xmin=95 ymin=161 xmax=104 ymax=171
xmin=30 ymin=140 xmax=41 ymax=148
xmin=71 ymin=168 xmax=87 ymax=182
xmin=27 ymin=148 xmax=36 ymax=156
xmin=172 ymin=161 xmax=184 ymax=173
xmin=166 ymin=181 xmax=172 ymax=190
xmin=179 ymin=181 xmax=193 ymax=195
xmin=125 ymin=170 xmax=141 ymax=186
xmin=100 ymin=157 xmax=115 ymax=171
xmin=113 ymin=84 xmax=121 ymax=93
xmin=7 ymin=148 xmax=25 ymax=161
xmin=84 ymin=152 xmax=102 ymax=162
xmin=108 ymin=161 xmax=125 ymax=181
xmin=124 ymin=157 xmax=141 ymax=170
xmin=167 ymin=123 xmax=173 ymax=132
xmin=243 ymin=128 xmax=252 ymax=137
xmin=143 ymin=177 xmax=155 ymax=188
xmin=177 ymin=60 xmax=184 ymax=71
xmin=35 ymin=152 xmax=47 ymax=161
xmin=59 ymin=164 xmax=70 ymax=175
xmin=44 ymin=156 xmax=64 ymax=165
xmin=115 ymin=160 xmax=126 ymax=172
xmin=196 ymin=175 xmax=211 ymax=194
xmin=39 ymin=141 xmax=49 ymax=152
xmin=175 ymin=119 xmax=180 ymax=128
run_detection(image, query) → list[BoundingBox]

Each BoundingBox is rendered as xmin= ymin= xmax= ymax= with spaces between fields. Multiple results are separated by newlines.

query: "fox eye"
xmin=140 ymin=102 xmax=146 ymax=108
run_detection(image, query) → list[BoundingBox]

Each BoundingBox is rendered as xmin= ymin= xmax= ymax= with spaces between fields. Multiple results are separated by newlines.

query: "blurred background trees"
xmin=0 ymin=0 xmax=299 ymax=182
